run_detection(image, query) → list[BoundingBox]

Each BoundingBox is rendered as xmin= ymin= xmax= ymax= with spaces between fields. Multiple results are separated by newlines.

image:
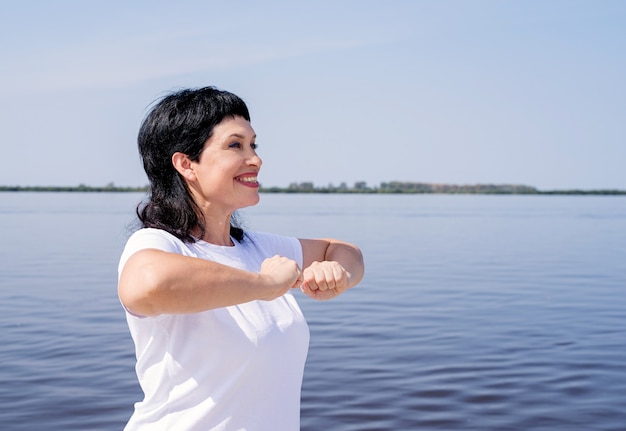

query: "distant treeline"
xmin=261 ymin=181 xmax=626 ymax=195
xmin=0 ymin=184 xmax=148 ymax=193
xmin=1 ymin=182 xmax=625 ymax=195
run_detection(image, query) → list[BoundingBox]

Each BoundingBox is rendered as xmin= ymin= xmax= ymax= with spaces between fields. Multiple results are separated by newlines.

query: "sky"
xmin=1 ymin=0 xmax=625 ymax=190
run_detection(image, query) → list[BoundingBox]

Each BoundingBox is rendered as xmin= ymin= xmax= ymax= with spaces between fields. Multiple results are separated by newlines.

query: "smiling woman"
xmin=117 ymin=86 xmax=364 ymax=431
xmin=135 ymin=87 xmax=253 ymax=244
xmin=171 ymin=115 xmax=262 ymax=245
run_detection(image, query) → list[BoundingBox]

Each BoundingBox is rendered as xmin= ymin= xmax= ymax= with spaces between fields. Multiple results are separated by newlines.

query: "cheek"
xmin=196 ymin=153 xmax=242 ymax=184
xmin=206 ymin=156 xmax=238 ymax=173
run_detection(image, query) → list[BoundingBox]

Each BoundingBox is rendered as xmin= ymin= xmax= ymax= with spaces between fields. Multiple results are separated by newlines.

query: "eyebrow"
xmin=227 ymin=133 xmax=257 ymax=139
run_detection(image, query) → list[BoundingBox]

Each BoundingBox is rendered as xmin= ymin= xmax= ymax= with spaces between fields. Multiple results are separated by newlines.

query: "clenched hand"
xmin=300 ymin=261 xmax=351 ymax=301
xmin=258 ymin=255 xmax=303 ymax=301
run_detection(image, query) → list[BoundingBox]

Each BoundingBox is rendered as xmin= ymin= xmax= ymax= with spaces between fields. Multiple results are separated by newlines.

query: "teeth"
xmin=237 ymin=176 xmax=257 ymax=183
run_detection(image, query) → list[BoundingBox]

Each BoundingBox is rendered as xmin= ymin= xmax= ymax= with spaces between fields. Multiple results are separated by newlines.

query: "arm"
xmin=118 ymin=249 xmax=302 ymax=317
xmin=298 ymin=238 xmax=364 ymax=300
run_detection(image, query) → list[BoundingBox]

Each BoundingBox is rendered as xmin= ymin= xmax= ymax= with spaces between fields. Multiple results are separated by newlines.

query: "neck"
xmin=200 ymin=231 xmax=234 ymax=246
xmin=195 ymin=212 xmax=234 ymax=246
xmin=188 ymin=187 xmax=237 ymax=246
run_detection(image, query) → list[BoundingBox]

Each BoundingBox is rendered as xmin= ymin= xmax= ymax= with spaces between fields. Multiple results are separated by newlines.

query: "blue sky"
xmin=1 ymin=0 xmax=624 ymax=190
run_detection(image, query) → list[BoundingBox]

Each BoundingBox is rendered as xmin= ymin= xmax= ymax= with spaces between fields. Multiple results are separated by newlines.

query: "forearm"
xmin=118 ymin=249 xmax=275 ymax=316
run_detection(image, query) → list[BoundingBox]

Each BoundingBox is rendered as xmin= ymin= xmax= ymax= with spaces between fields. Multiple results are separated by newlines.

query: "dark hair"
xmin=136 ymin=86 xmax=250 ymax=243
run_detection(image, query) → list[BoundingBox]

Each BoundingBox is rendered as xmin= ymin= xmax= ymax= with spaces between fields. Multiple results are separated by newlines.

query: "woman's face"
xmin=188 ymin=115 xmax=262 ymax=214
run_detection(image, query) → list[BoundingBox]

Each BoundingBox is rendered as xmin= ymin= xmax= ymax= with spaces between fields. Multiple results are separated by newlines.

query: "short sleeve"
xmin=118 ymin=228 xmax=186 ymax=279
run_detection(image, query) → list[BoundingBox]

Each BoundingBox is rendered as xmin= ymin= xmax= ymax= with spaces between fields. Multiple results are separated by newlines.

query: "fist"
xmin=258 ymin=255 xmax=302 ymax=301
xmin=300 ymin=261 xmax=350 ymax=301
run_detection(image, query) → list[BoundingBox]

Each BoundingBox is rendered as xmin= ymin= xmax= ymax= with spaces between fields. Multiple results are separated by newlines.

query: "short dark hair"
xmin=136 ymin=86 xmax=251 ymax=243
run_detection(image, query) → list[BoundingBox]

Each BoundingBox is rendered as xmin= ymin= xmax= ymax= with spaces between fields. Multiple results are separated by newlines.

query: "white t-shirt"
xmin=118 ymin=228 xmax=310 ymax=431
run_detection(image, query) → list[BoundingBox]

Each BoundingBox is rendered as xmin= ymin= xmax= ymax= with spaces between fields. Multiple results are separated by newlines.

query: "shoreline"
xmin=1 ymin=184 xmax=625 ymax=195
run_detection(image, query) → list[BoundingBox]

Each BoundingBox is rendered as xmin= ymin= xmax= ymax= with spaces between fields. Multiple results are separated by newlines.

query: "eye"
xmin=228 ymin=142 xmax=242 ymax=149
xmin=250 ymin=142 xmax=258 ymax=150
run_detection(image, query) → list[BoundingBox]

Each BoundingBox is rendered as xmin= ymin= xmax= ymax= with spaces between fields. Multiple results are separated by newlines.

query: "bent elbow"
xmin=118 ymin=252 xmax=162 ymax=317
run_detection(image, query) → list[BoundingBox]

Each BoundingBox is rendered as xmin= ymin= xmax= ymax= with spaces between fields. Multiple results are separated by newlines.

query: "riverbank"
xmin=1 ymin=183 xmax=625 ymax=195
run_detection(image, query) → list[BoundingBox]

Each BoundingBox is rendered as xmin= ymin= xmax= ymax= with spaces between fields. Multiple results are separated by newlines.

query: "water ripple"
xmin=2 ymin=193 xmax=626 ymax=430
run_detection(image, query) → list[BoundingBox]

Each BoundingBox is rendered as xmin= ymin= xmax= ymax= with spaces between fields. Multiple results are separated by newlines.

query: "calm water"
xmin=1 ymin=192 xmax=625 ymax=430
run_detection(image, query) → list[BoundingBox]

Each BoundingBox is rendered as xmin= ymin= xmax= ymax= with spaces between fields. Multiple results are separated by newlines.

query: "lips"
xmin=234 ymin=173 xmax=259 ymax=187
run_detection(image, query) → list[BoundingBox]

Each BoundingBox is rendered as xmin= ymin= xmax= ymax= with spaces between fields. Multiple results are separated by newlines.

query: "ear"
xmin=172 ymin=152 xmax=197 ymax=181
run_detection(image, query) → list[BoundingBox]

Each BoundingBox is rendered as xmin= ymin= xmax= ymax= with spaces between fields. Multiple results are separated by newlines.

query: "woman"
xmin=118 ymin=86 xmax=364 ymax=430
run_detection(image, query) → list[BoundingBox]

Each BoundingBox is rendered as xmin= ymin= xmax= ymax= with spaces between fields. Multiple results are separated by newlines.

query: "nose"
xmin=247 ymin=151 xmax=262 ymax=168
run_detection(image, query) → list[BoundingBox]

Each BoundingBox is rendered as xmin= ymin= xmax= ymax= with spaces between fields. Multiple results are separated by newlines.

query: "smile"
xmin=235 ymin=175 xmax=259 ymax=187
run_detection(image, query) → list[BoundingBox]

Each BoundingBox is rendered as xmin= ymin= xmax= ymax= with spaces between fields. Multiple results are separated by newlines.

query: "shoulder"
xmin=118 ymin=228 xmax=187 ymax=274
xmin=126 ymin=228 xmax=186 ymax=251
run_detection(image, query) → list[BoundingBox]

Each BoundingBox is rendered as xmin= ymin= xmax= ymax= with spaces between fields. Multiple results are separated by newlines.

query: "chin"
xmin=238 ymin=194 xmax=260 ymax=209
